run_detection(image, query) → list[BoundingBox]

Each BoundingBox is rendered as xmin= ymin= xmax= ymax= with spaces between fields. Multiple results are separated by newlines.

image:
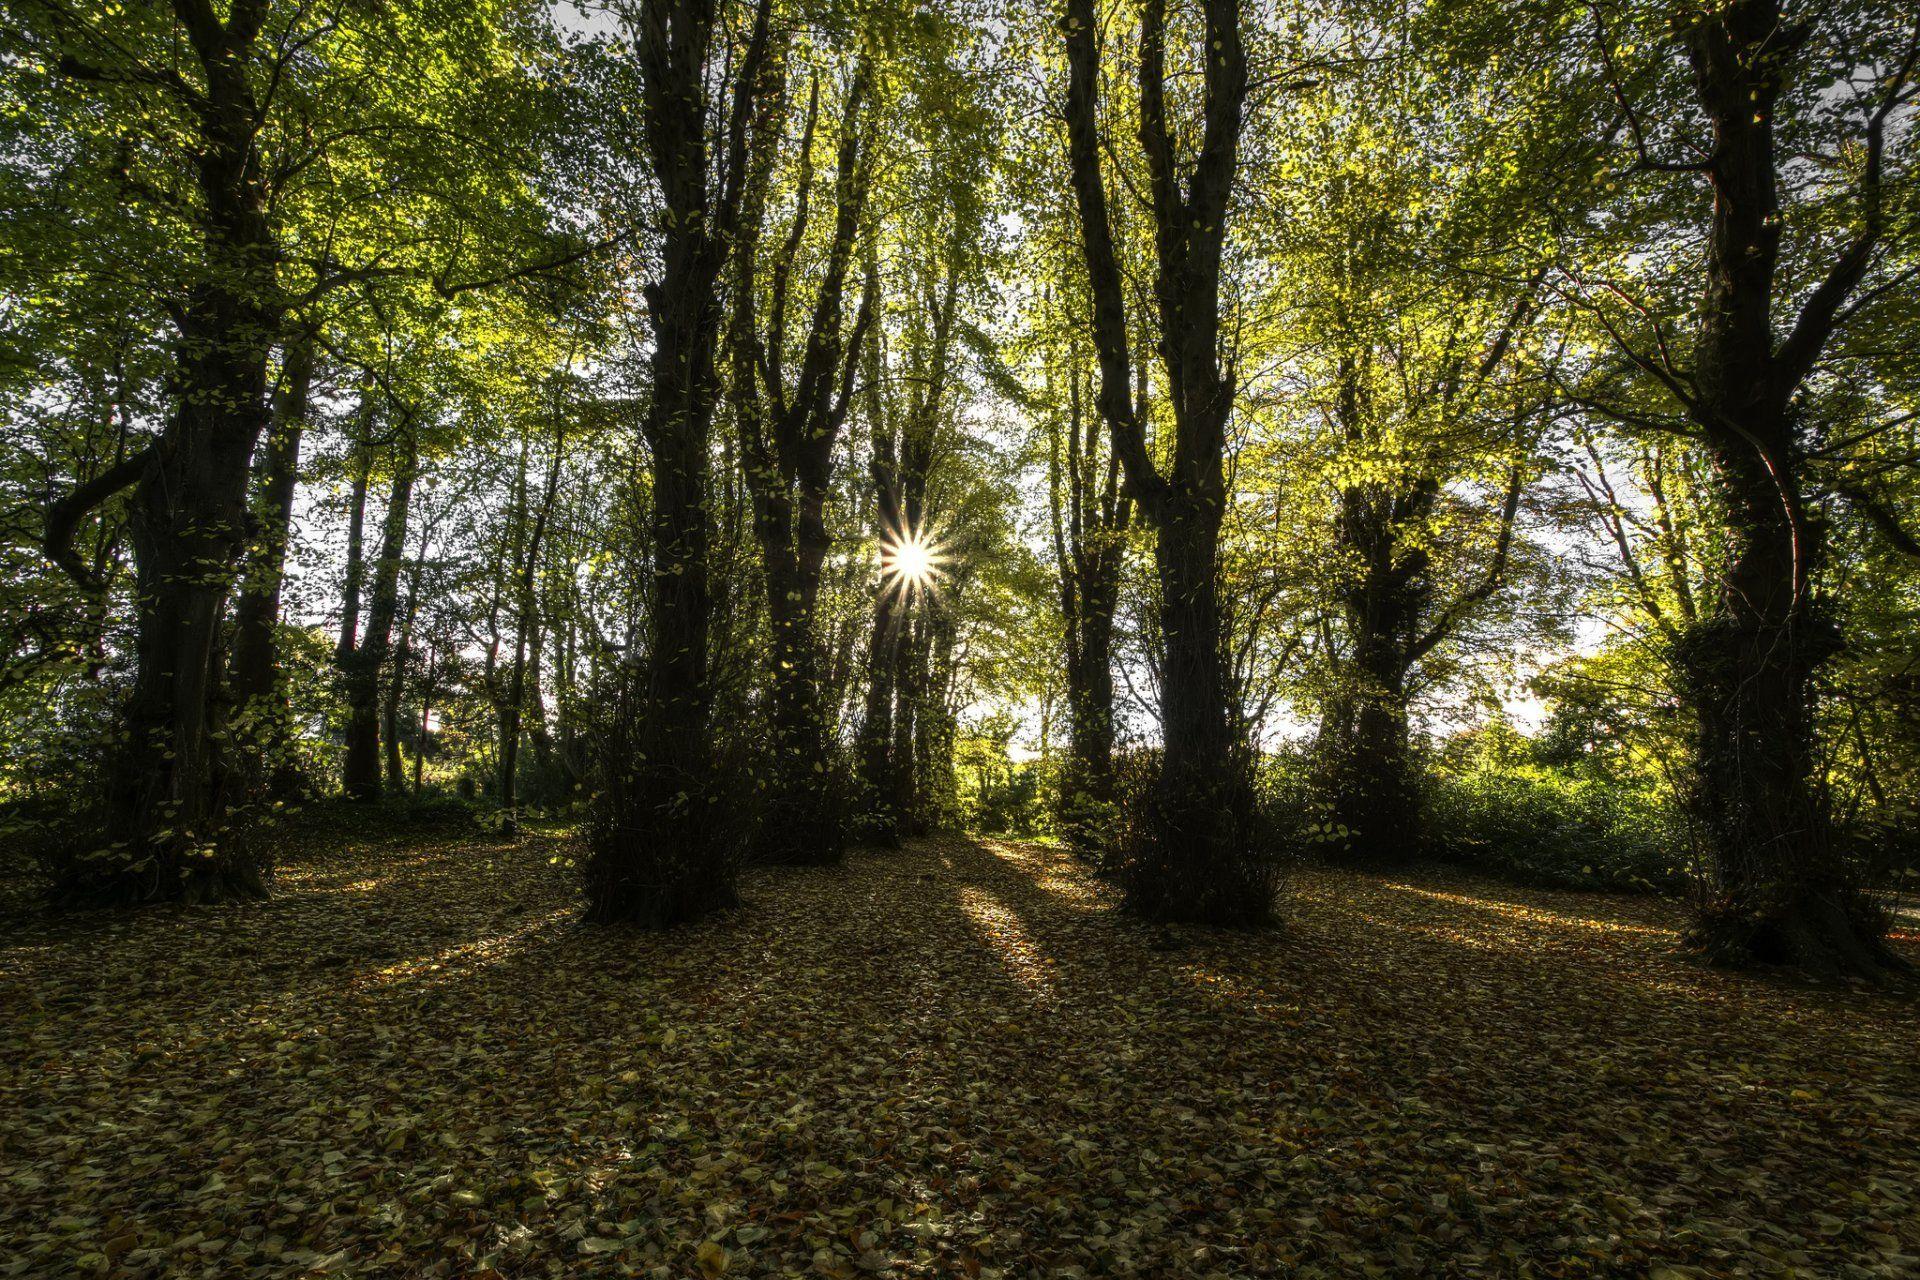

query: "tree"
xmin=585 ymin=0 xmax=780 ymax=925
xmin=1062 ymin=0 xmax=1272 ymax=923
xmin=730 ymin=53 xmax=877 ymax=865
xmin=1044 ymin=342 xmax=1133 ymax=850
xmin=1568 ymin=0 xmax=1918 ymax=975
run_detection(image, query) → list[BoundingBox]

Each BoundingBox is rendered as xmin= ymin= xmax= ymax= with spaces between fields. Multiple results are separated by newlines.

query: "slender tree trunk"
xmin=732 ymin=62 xmax=875 ymax=865
xmin=383 ymin=549 xmax=421 ymax=796
xmin=342 ymin=433 xmax=415 ymax=800
xmin=585 ymin=0 xmax=778 ymax=925
xmin=229 ymin=334 xmax=313 ymax=798
xmin=893 ymin=609 xmax=929 ymax=833
xmin=414 ymin=669 xmax=432 ymax=796
xmin=526 ymin=629 xmax=554 ymax=786
xmin=1049 ymin=360 xmax=1130 ymax=850
xmin=856 ymin=581 xmax=901 ymax=841
xmin=336 ymin=390 xmax=376 ymax=666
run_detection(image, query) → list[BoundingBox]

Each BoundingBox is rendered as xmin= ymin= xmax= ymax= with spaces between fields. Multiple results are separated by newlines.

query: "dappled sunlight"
xmin=958 ymin=885 xmax=1056 ymax=1000
xmin=973 ymin=839 xmax=1108 ymax=912
xmin=1379 ymin=882 xmax=1679 ymax=940
xmin=7 ymin=830 xmax=1918 ymax=1280
xmin=353 ymin=905 xmax=575 ymax=990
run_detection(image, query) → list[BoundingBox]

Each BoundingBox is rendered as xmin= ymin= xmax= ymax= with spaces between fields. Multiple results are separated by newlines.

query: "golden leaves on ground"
xmin=1 ymin=828 xmax=1916 ymax=1277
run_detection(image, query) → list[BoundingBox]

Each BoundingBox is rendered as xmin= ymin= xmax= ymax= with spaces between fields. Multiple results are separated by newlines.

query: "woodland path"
xmin=2 ymin=823 xmax=1916 ymax=1278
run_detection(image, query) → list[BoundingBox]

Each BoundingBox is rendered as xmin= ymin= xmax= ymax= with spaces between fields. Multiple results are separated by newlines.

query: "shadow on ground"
xmin=2 ymin=829 xmax=1915 ymax=1278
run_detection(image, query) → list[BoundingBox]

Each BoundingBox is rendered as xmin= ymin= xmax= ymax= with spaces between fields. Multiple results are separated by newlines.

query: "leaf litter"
xmin=2 ymin=828 xmax=1916 ymax=1278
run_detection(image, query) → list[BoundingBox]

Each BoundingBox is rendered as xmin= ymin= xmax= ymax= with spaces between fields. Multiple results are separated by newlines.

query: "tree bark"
xmin=1643 ymin=0 xmax=1907 ymax=976
xmin=502 ymin=418 xmax=563 ymax=837
xmin=1062 ymin=0 xmax=1266 ymax=924
xmin=383 ymin=541 xmax=421 ymax=796
xmin=229 ymin=333 xmax=314 ymax=799
xmin=341 ymin=432 xmax=415 ymax=801
xmin=731 ymin=61 xmax=875 ymax=864
xmin=71 ymin=2 xmax=284 ymax=905
xmin=336 ymin=389 xmax=376 ymax=666
xmin=585 ymin=0 xmax=778 ymax=925
xmin=1049 ymin=358 xmax=1131 ymax=852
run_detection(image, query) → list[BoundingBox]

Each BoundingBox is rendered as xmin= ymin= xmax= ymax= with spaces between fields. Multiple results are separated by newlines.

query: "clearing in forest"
xmin=2 ymin=829 xmax=1916 ymax=1278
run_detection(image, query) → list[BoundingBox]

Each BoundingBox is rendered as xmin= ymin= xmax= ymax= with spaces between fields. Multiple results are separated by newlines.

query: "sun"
xmin=882 ymin=524 xmax=945 ymax=595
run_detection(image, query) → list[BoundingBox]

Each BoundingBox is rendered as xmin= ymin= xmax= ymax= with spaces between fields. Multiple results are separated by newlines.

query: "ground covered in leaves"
xmin=3 ymin=824 xmax=1917 ymax=1279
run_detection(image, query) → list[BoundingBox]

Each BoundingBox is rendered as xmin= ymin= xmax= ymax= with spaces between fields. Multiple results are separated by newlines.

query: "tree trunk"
xmin=229 ymin=334 xmax=313 ymax=799
xmin=1659 ymin=1 xmax=1899 ymax=976
xmin=1062 ymin=0 xmax=1268 ymax=924
xmin=585 ymin=0 xmax=778 ymax=925
xmin=342 ymin=434 xmax=415 ymax=801
xmin=336 ymin=389 xmax=376 ymax=666
xmin=1049 ymin=360 xmax=1130 ymax=852
xmin=856 ymin=579 xmax=901 ymax=843
xmin=71 ymin=12 xmax=281 ymax=905
xmin=383 ymin=548 xmax=421 ymax=796
xmin=731 ymin=61 xmax=874 ymax=866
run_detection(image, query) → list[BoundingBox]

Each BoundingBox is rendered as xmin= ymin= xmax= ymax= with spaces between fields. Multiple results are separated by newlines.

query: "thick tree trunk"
xmin=1062 ymin=0 xmax=1267 ymax=924
xmin=72 ymin=15 xmax=281 ymax=905
xmin=1663 ymin=1 xmax=1900 ymax=976
xmin=1320 ymin=457 xmax=1431 ymax=864
xmin=90 ymin=290 xmax=276 ymax=904
xmin=1137 ymin=470 xmax=1261 ymax=922
xmin=1677 ymin=435 xmax=1862 ymax=969
xmin=341 ymin=436 xmax=415 ymax=800
xmin=229 ymin=335 xmax=313 ymax=799
xmin=1321 ymin=647 xmax=1418 ymax=865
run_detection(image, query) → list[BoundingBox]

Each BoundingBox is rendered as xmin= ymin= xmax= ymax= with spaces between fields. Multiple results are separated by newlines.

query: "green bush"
xmin=1426 ymin=764 xmax=1690 ymax=892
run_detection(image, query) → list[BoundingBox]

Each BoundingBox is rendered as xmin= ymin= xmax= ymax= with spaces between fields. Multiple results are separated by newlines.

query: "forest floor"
xmin=2 ymin=823 xmax=1917 ymax=1280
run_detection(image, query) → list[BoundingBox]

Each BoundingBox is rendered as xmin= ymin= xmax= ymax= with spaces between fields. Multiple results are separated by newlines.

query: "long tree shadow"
xmin=6 ymin=828 xmax=1918 ymax=1278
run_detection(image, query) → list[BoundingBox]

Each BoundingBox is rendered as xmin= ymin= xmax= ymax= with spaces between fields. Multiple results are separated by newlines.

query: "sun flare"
xmin=882 ymin=524 xmax=945 ymax=594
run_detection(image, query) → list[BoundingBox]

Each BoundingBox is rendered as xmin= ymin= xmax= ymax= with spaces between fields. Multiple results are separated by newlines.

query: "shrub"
xmin=1426 ymin=764 xmax=1689 ymax=892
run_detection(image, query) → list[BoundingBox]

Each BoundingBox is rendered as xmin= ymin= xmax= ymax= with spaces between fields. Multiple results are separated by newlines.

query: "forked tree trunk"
xmin=1049 ymin=360 xmax=1131 ymax=850
xmin=336 ymin=390 xmax=376 ymax=666
xmin=731 ymin=62 xmax=875 ymax=865
xmin=585 ymin=0 xmax=778 ymax=926
xmin=1063 ymin=0 xmax=1268 ymax=924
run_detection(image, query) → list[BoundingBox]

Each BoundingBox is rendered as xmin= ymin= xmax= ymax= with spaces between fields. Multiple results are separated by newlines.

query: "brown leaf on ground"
xmin=1 ymin=830 xmax=1915 ymax=1278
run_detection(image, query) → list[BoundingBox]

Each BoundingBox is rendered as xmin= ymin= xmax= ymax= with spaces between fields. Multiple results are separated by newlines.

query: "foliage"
xmin=1427 ymin=758 xmax=1691 ymax=893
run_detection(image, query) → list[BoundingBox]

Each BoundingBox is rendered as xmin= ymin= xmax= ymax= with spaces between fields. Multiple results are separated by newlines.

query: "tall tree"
xmin=228 ymin=329 xmax=316 ymax=798
xmin=1062 ymin=0 xmax=1270 ymax=922
xmin=730 ymin=58 xmax=878 ymax=865
xmin=585 ymin=0 xmax=779 ymax=925
xmin=32 ymin=0 xmax=287 ymax=902
xmin=1573 ymin=0 xmax=1918 ymax=974
xmin=1046 ymin=350 xmax=1132 ymax=849
xmin=341 ymin=426 xmax=417 ymax=800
